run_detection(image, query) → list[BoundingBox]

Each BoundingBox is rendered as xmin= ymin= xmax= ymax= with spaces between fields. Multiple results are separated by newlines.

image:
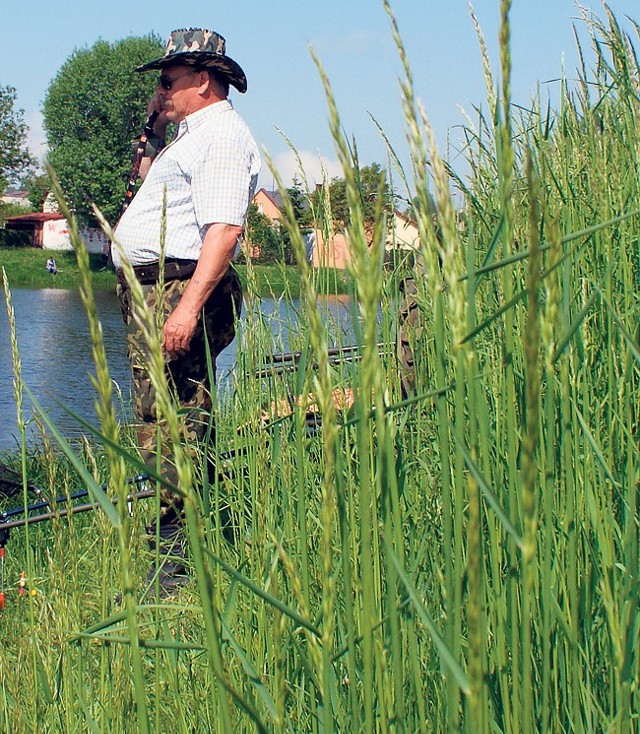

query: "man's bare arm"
xmin=162 ymin=222 xmax=242 ymax=360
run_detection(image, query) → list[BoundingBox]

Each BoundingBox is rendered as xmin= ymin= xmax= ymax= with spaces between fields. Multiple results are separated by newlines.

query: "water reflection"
xmin=1 ymin=289 xmax=127 ymax=450
xmin=0 ymin=288 xmax=354 ymax=451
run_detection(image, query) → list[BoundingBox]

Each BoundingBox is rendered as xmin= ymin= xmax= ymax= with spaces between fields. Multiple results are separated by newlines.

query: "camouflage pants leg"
xmin=397 ymin=275 xmax=422 ymax=398
xmin=117 ymin=267 xmax=242 ymax=521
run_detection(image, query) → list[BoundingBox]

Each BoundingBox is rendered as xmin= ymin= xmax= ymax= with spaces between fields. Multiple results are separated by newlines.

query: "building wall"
xmin=81 ymin=227 xmax=110 ymax=255
xmin=253 ymin=189 xmax=282 ymax=223
xmin=311 ymin=213 xmax=421 ymax=269
xmin=391 ymin=216 xmax=420 ymax=250
xmin=311 ymin=230 xmax=351 ymax=269
xmin=1 ymin=191 xmax=31 ymax=208
xmin=42 ymin=220 xmax=110 ymax=255
xmin=42 ymin=219 xmax=71 ymax=250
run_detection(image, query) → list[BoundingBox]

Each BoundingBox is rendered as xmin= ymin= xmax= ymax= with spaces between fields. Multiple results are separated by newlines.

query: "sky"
xmin=2 ymin=0 xmax=639 ymax=194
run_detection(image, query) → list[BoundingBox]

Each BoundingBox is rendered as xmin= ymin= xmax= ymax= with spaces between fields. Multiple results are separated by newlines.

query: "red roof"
xmin=5 ymin=212 xmax=65 ymax=224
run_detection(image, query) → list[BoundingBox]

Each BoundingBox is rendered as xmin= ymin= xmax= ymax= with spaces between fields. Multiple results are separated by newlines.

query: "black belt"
xmin=117 ymin=258 xmax=197 ymax=286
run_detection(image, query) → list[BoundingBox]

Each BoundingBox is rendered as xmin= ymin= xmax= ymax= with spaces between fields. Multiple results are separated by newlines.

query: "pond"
xmin=0 ymin=288 xmax=354 ymax=452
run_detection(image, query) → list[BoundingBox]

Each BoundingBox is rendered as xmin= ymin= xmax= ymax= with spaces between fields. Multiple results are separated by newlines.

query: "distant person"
xmin=112 ymin=27 xmax=260 ymax=598
xmin=46 ymin=257 xmax=58 ymax=275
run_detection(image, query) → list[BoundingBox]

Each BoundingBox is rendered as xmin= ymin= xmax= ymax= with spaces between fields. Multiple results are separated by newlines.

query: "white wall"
xmin=42 ymin=219 xmax=71 ymax=250
xmin=80 ymin=226 xmax=110 ymax=255
xmin=42 ymin=219 xmax=109 ymax=255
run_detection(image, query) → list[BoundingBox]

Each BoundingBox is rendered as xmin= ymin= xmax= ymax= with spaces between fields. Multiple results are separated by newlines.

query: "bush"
xmin=0 ymin=228 xmax=31 ymax=247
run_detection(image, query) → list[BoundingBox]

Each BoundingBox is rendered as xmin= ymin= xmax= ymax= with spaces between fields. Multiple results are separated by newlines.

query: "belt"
xmin=117 ymin=258 xmax=197 ymax=286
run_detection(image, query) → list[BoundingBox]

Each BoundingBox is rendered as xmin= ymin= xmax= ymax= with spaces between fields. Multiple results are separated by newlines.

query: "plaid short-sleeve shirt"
xmin=113 ymin=100 xmax=260 ymax=267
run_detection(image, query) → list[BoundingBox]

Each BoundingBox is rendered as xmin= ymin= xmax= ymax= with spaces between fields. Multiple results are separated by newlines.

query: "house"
xmin=389 ymin=210 xmax=420 ymax=251
xmin=1 ymin=190 xmax=31 ymax=208
xmin=249 ymin=188 xmax=314 ymax=262
xmin=3 ymin=192 xmax=110 ymax=254
xmin=243 ymin=188 xmax=285 ymax=259
xmin=4 ymin=212 xmax=69 ymax=249
xmin=253 ymin=188 xmax=284 ymax=224
xmin=250 ymin=188 xmax=420 ymax=270
xmin=4 ymin=212 xmax=110 ymax=254
xmin=311 ymin=210 xmax=421 ymax=269
xmin=249 ymin=188 xmax=421 ymax=268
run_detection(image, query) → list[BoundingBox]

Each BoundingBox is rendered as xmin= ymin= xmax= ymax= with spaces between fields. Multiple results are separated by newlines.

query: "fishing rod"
xmin=0 ymin=484 xmax=156 ymax=534
xmin=0 ymin=468 xmax=153 ymax=546
xmin=0 ymin=456 xmax=236 ymax=610
xmin=254 ymin=342 xmax=390 ymax=379
xmin=0 ymin=342 xmax=384 ymax=532
xmin=0 ymin=469 xmax=153 ymax=611
xmin=0 ymin=440 xmax=250 ymax=551
xmin=122 ymin=109 xmax=159 ymax=215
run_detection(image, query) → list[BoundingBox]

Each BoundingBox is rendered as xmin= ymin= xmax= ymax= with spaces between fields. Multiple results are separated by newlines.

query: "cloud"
xmin=267 ymin=149 xmax=343 ymax=190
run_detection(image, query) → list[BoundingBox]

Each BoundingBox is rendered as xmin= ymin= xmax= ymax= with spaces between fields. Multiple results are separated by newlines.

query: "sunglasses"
xmin=158 ymin=69 xmax=199 ymax=91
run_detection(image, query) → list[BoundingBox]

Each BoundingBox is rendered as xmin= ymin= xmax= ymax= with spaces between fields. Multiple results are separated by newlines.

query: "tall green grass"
xmin=1 ymin=3 xmax=640 ymax=731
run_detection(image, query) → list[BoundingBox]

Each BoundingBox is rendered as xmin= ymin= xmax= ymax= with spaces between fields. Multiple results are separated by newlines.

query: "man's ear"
xmin=197 ymin=70 xmax=211 ymax=93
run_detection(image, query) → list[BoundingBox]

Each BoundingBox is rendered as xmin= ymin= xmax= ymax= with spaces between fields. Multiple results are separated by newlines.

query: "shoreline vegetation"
xmin=2 ymin=5 xmax=640 ymax=732
xmin=0 ymin=246 xmax=348 ymax=296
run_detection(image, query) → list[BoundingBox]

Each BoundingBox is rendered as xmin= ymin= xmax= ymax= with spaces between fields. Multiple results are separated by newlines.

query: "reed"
xmin=1 ymin=3 xmax=640 ymax=732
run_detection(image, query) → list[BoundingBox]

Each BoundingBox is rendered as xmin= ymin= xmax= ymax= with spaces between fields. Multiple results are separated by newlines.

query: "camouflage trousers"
xmin=397 ymin=275 xmax=422 ymax=398
xmin=117 ymin=266 xmax=242 ymax=522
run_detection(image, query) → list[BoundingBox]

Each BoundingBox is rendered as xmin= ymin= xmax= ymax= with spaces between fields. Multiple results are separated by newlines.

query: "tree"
xmin=271 ymin=178 xmax=312 ymax=264
xmin=244 ymin=204 xmax=282 ymax=263
xmin=245 ymin=184 xmax=311 ymax=265
xmin=311 ymin=162 xmax=392 ymax=230
xmin=25 ymin=172 xmax=52 ymax=211
xmin=42 ymin=35 xmax=163 ymax=225
xmin=0 ymin=83 xmax=34 ymax=194
xmin=287 ymin=176 xmax=312 ymax=228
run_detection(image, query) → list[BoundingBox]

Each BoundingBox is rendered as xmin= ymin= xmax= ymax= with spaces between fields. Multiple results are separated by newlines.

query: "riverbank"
xmin=0 ymin=247 xmax=348 ymax=296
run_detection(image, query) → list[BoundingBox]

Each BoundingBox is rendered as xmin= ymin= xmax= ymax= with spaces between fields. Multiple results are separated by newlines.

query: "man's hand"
xmin=162 ymin=305 xmax=199 ymax=360
xmin=139 ymin=95 xmax=169 ymax=181
xmin=147 ymin=95 xmax=169 ymax=137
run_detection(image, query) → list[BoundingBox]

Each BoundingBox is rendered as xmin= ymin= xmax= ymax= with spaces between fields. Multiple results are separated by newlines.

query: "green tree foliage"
xmin=245 ymin=203 xmax=282 ymax=263
xmin=0 ymin=200 xmax=34 ymax=247
xmin=279 ymin=179 xmax=313 ymax=264
xmin=288 ymin=176 xmax=312 ymax=228
xmin=244 ymin=182 xmax=313 ymax=265
xmin=42 ymin=35 xmax=163 ymax=225
xmin=0 ymin=82 xmax=34 ymax=194
xmin=311 ymin=162 xmax=391 ymax=229
xmin=24 ymin=172 xmax=52 ymax=211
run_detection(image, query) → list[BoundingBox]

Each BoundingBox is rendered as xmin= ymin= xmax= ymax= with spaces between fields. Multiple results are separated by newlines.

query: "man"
xmin=112 ymin=28 xmax=261 ymax=596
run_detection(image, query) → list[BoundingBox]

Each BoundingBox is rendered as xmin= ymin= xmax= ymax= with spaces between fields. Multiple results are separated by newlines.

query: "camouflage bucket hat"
xmin=136 ymin=28 xmax=247 ymax=93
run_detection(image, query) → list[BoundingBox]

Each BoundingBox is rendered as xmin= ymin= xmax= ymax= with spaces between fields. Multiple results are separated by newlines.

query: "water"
xmin=0 ymin=288 xmax=353 ymax=452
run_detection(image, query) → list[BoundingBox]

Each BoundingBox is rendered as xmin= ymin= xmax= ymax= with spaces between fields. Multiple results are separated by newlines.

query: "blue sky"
xmin=2 ymin=1 xmax=639 ymax=190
